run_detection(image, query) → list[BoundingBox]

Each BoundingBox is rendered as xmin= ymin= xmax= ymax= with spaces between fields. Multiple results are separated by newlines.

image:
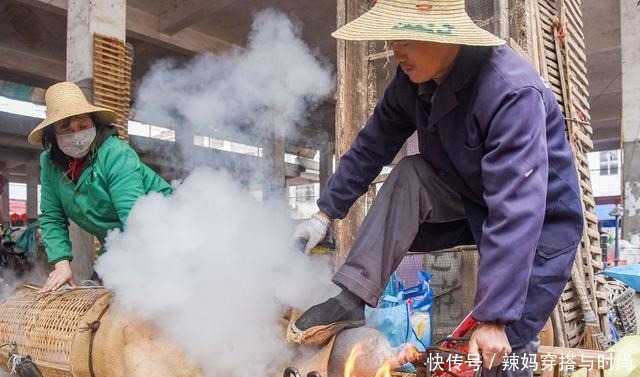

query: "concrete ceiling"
xmin=0 ymin=0 xmax=336 ymax=182
xmin=0 ymin=0 xmax=623 ymax=183
xmin=0 ymin=0 xmax=337 ymax=84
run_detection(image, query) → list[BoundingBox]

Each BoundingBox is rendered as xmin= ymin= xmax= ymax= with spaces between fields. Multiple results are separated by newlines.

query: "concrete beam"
xmin=592 ymin=121 xmax=621 ymax=133
xmin=296 ymin=158 xmax=320 ymax=171
xmin=127 ymin=6 xmax=235 ymax=54
xmin=13 ymin=0 xmax=67 ymax=16
xmin=0 ymin=46 xmax=65 ymax=83
xmin=15 ymin=0 xmax=235 ymax=54
xmin=593 ymin=139 xmax=622 ymax=152
xmin=159 ymin=0 xmax=234 ymax=35
xmin=587 ymin=46 xmax=622 ymax=56
xmin=0 ymin=147 xmax=40 ymax=164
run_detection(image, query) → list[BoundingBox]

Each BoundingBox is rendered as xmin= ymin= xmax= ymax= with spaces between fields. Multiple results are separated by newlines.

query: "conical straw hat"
xmin=332 ymin=0 xmax=505 ymax=46
xmin=28 ymin=82 xmax=117 ymax=145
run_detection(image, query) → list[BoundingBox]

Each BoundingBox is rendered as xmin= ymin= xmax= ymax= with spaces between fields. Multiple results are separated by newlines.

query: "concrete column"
xmin=65 ymin=0 xmax=126 ymax=279
xmin=319 ymin=142 xmax=334 ymax=196
xmin=26 ymin=163 xmax=39 ymax=221
xmin=66 ymin=0 xmax=126 ymax=92
xmin=263 ymin=119 xmax=286 ymax=200
xmin=1 ymin=177 xmax=9 ymax=225
xmin=176 ymin=124 xmax=195 ymax=172
xmin=621 ymin=0 xmax=640 ymax=242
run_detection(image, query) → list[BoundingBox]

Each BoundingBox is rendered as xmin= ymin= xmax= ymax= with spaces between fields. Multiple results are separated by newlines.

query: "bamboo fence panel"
xmin=93 ymin=34 xmax=132 ymax=141
xmin=534 ymin=0 xmax=610 ymax=350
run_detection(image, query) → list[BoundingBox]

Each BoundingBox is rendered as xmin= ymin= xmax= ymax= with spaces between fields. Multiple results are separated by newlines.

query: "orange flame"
xmin=343 ymin=342 xmax=419 ymax=377
xmin=344 ymin=343 xmax=363 ymax=377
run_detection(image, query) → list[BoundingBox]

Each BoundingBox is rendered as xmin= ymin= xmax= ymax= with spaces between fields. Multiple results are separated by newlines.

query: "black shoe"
xmin=294 ymin=297 xmax=365 ymax=331
xmin=288 ymin=298 xmax=365 ymax=345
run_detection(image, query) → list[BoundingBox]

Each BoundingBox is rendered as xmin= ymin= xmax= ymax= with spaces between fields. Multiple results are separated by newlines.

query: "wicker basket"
xmin=611 ymin=286 xmax=637 ymax=337
xmin=0 ymin=286 xmax=111 ymax=377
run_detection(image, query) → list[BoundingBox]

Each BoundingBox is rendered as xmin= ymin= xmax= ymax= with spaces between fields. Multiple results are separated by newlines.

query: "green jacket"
xmin=39 ymin=135 xmax=172 ymax=264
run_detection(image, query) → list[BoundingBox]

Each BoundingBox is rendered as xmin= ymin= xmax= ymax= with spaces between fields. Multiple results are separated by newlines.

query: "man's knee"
xmin=391 ymin=155 xmax=429 ymax=180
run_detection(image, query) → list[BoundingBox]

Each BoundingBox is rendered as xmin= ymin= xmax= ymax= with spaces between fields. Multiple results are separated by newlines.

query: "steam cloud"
xmin=97 ymin=170 xmax=336 ymax=377
xmin=95 ymin=9 xmax=337 ymax=377
xmin=133 ymin=9 xmax=334 ymax=170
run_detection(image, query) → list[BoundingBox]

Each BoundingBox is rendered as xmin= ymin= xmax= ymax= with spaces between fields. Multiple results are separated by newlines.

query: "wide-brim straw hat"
xmin=28 ymin=82 xmax=117 ymax=145
xmin=332 ymin=0 xmax=505 ymax=46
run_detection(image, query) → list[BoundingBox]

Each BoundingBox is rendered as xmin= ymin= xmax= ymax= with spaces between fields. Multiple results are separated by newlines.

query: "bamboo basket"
xmin=0 ymin=286 xmax=201 ymax=377
xmin=0 ymin=286 xmax=111 ymax=377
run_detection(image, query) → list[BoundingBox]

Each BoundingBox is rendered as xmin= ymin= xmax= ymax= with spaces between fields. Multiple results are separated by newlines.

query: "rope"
xmin=8 ymin=353 xmax=23 ymax=374
xmin=80 ymin=302 xmax=111 ymax=377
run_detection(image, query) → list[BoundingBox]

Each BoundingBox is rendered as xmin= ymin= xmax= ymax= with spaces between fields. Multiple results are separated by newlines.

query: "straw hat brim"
xmin=28 ymin=105 xmax=117 ymax=145
xmin=331 ymin=1 xmax=505 ymax=46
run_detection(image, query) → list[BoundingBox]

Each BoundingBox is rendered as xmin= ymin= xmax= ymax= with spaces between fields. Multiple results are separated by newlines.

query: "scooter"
xmin=0 ymin=225 xmax=32 ymax=279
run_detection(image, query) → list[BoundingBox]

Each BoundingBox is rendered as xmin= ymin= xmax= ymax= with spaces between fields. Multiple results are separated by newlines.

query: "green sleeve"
xmin=101 ymin=138 xmax=147 ymax=225
xmin=38 ymin=152 xmax=73 ymax=264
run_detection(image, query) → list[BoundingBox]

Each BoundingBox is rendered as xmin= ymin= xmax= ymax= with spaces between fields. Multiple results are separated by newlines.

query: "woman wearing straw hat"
xmin=28 ymin=82 xmax=172 ymax=293
xmin=291 ymin=0 xmax=583 ymax=375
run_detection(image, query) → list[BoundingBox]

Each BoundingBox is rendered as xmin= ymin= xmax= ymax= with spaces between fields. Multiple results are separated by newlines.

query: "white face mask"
xmin=55 ymin=126 xmax=97 ymax=158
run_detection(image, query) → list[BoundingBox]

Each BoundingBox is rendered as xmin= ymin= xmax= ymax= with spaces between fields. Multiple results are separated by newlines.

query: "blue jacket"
xmin=318 ymin=45 xmax=583 ymax=346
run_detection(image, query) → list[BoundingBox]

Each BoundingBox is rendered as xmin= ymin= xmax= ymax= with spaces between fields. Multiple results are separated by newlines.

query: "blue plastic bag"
xmin=405 ymin=271 xmax=433 ymax=347
xmin=365 ymin=272 xmax=433 ymax=351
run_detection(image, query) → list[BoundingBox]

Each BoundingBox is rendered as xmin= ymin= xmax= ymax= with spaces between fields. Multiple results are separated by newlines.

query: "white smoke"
xmin=97 ymin=170 xmax=337 ymax=377
xmin=95 ymin=8 xmax=337 ymax=377
xmin=133 ymin=9 xmax=334 ymax=170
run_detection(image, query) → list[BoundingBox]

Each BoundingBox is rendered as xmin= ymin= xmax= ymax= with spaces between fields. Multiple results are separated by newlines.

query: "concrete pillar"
xmin=621 ymin=0 xmax=640 ymax=242
xmin=176 ymin=124 xmax=195 ymax=172
xmin=65 ymin=0 xmax=126 ymax=279
xmin=319 ymin=142 xmax=334 ymax=196
xmin=263 ymin=119 xmax=286 ymax=200
xmin=1 ymin=177 xmax=9 ymax=225
xmin=26 ymin=163 xmax=39 ymax=221
xmin=66 ymin=0 xmax=126 ymax=92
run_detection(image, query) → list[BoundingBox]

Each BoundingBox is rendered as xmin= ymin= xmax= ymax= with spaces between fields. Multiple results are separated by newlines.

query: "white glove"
xmin=293 ymin=213 xmax=331 ymax=253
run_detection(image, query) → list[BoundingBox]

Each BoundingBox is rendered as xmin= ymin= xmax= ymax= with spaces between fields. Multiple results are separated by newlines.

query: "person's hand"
xmin=467 ymin=322 xmax=512 ymax=369
xmin=293 ymin=212 xmax=331 ymax=253
xmin=40 ymin=260 xmax=75 ymax=292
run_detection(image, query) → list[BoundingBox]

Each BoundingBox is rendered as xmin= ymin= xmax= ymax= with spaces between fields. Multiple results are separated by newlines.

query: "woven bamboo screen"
xmin=533 ymin=0 xmax=610 ymax=348
xmin=93 ymin=33 xmax=132 ymax=141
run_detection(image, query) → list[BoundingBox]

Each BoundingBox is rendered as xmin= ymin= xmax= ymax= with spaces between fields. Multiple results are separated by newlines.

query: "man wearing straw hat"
xmin=291 ymin=0 xmax=583 ymax=374
xmin=28 ymin=82 xmax=172 ymax=292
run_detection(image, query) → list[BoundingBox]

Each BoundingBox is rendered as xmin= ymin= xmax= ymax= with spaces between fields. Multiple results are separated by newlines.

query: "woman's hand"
xmin=40 ymin=260 xmax=75 ymax=292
